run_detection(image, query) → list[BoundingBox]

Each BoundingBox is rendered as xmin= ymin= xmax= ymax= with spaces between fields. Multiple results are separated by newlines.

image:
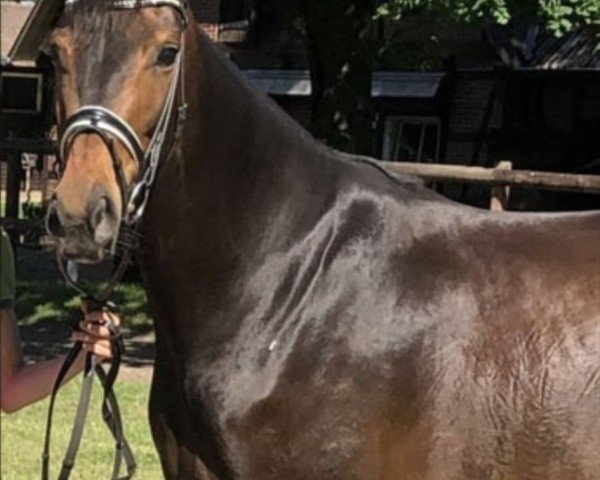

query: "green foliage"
xmin=22 ymin=201 xmax=47 ymax=221
xmin=262 ymin=0 xmax=598 ymax=153
xmin=15 ymin=280 xmax=151 ymax=327
xmin=376 ymin=0 xmax=600 ymax=35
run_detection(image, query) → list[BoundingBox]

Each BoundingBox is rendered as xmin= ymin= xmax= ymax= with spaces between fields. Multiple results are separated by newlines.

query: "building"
xmin=2 ymin=0 xmax=599 ymax=211
xmin=209 ymin=1 xmax=600 ymax=209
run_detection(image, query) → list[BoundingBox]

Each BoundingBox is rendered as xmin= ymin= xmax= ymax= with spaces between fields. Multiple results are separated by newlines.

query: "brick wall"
xmin=445 ymin=75 xmax=502 ymax=166
xmin=449 ymin=79 xmax=495 ymax=135
xmin=443 ymin=77 xmax=495 ymax=205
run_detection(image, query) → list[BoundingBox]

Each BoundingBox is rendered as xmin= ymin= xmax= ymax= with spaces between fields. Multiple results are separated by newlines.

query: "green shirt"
xmin=0 ymin=227 xmax=15 ymax=308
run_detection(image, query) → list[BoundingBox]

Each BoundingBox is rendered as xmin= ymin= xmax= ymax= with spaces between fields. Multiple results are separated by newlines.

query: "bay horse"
xmin=45 ymin=1 xmax=600 ymax=478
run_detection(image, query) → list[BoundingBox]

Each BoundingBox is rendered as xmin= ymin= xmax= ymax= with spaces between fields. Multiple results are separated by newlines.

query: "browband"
xmin=112 ymin=0 xmax=187 ymax=24
xmin=64 ymin=0 xmax=187 ymax=24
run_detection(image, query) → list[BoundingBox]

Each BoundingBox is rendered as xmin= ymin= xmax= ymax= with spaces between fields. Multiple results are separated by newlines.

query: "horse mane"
xmin=190 ymin=29 xmax=424 ymax=193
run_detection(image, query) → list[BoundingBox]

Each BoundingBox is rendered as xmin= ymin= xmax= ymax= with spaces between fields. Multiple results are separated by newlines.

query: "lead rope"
xmin=41 ymin=263 xmax=137 ymax=480
xmin=41 ymin=242 xmax=139 ymax=479
xmin=41 ymin=336 xmax=137 ymax=480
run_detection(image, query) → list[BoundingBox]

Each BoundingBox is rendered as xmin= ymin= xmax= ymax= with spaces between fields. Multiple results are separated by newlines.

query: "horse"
xmin=45 ymin=1 xmax=600 ymax=478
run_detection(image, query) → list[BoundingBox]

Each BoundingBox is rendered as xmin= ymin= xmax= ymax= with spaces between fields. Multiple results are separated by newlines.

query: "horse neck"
xmin=142 ymin=25 xmax=339 ymax=291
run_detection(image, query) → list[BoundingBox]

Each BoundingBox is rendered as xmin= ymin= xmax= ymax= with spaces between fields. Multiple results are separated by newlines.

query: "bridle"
xmin=43 ymin=1 xmax=188 ymax=479
xmin=51 ymin=0 xmax=188 ymax=295
xmin=57 ymin=0 xmax=188 ymax=243
xmin=58 ymin=37 xmax=187 ymax=229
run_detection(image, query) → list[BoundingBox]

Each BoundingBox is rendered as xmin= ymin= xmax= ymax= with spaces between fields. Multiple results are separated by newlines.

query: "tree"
xmin=302 ymin=0 xmax=379 ymax=154
xmin=377 ymin=0 xmax=600 ymax=36
xmin=254 ymin=0 xmax=599 ymax=155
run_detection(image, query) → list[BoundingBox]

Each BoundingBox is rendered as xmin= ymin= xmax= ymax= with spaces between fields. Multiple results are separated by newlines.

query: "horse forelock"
xmin=57 ymin=1 xmax=144 ymax=106
xmin=59 ymin=0 xmax=184 ymax=40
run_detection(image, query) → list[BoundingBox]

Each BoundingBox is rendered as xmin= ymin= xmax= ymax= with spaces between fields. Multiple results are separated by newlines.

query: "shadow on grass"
xmin=15 ymin=280 xmax=155 ymax=369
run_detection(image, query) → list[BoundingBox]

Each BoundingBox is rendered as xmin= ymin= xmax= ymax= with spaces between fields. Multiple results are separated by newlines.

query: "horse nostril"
xmin=89 ymin=196 xmax=118 ymax=247
xmin=45 ymin=201 xmax=66 ymax=238
xmin=90 ymin=197 xmax=109 ymax=231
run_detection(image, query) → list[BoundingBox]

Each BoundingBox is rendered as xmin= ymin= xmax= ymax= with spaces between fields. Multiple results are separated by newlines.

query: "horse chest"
xmin=161 ymin=319 xmax=425 ymax=479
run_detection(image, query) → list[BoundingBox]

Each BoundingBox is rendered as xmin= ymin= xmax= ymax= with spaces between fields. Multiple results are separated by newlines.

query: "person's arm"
xmin=0 ymin=305 xmax=118 ymax=414
xmin=0 ymin=228 xmax=119 ymax=413
xmin=0 ymin=306 xmax=83 ymax=413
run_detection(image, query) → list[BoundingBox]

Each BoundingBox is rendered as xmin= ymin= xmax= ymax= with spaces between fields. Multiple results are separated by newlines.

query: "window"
xmin=0 ymin=72 xmax=43 ymax=113
xmin=382 ymin=116 xmax=441 ymax=162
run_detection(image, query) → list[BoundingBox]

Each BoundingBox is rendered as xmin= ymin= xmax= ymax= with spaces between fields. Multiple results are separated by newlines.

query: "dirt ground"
xmin=16 ymin=247 xmax=155 ymax=383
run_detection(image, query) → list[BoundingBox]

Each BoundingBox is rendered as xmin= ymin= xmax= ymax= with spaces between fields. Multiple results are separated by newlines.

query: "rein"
xmin=43 ymin=2 xmax=188 ymax=479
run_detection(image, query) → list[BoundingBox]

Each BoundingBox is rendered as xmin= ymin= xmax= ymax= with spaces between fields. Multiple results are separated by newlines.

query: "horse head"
xmin=45 ymin=0 xmax=187 ymax=263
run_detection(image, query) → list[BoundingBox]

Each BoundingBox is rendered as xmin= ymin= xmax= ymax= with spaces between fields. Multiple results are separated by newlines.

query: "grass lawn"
xmin=1 ymin=377 xmax=162 ymax=479
xmin=15 ymin=280 xmax=151 ymax=327
xmin=2 ymin=276 xmax=160 ymax=478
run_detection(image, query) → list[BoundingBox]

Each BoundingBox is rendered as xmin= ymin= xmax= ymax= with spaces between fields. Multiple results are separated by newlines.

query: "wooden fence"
xmin=381 ymin=160 xmax=600 ymax=211
xmin=2 ymin=154 xmax=600 ymax=246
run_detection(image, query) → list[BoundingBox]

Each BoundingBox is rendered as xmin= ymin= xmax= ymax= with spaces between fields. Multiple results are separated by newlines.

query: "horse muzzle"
xmin=46 ymin=191 xmax=120 ymax=263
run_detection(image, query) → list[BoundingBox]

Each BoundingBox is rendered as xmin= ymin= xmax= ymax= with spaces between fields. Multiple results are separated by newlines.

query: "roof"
xmin=2 ymin=0 xmax=216 ymax=63
xmin=534 ymin=31 xmax=600 ymax=69
xmin=245 ymin=70 xmax=312 ymax=96
xmin=244 ymin=70 xmax=444 ymax=98
xmin=8 ymin=0 xmax=66 ymax=63
xmin=485 ymin=23 xmax=600 ymax=70
xmin=372 ymin=72 xmax=443 ymax=98
xmin=1 ymin=1 xmax=35 ymax=63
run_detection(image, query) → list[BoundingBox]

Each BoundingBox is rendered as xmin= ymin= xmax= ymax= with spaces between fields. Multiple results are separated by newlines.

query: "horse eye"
xmin=157 ymin=47 xmax=179 ymax=67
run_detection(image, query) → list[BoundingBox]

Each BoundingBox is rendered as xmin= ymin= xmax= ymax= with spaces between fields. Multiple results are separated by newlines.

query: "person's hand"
xmin=69 ymin=301 xmax=121 ymax=361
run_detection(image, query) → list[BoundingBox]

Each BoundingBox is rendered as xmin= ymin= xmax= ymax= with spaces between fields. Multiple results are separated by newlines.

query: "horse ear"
xmin=186 ymin=0 xmax=203 ymax=24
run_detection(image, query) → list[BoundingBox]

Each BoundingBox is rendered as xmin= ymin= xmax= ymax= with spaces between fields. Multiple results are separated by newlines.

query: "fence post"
xmin=5 ymin=152 xmax=23 ymax=249
xmin=490 ymin=161 xmax=512 ymax=211
xmin=5 ymin=152 xmax=22 ymax=220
